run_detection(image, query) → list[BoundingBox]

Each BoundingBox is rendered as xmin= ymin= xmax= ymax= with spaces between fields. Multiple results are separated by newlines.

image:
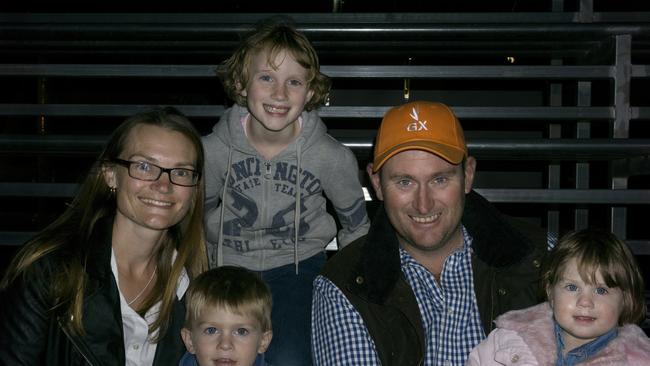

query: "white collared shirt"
xmin=111 ymin=250 xmax=189 ymax=366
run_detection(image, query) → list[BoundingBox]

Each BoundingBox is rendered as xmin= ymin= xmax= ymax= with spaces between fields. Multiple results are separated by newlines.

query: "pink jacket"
xmin=466 ymin=302 xmax=650 ymax=365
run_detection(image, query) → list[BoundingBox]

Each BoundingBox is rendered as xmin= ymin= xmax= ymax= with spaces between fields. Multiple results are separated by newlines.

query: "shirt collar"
xmin=554 ymin=321 xmax=618 ymax=366
xmin=399 ymin=225 xmax=473 ymax=268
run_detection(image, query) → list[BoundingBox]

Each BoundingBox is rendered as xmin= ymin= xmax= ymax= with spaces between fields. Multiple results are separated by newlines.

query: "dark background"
xmin=1 ymin=0 xmax=649 ymax=331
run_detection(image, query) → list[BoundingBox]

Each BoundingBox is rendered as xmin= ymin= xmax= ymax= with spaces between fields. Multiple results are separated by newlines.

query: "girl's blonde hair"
xmin=542 ymin=229 xmax=646 ymax=325
xmin=218 ymin=17 xmax=330 ymax=111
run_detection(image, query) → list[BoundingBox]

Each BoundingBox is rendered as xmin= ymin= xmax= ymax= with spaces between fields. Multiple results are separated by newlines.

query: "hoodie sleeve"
xmin=202 ymin=131 xmax=226 ymax=245
xmin=321 ymin=142 xmax=370 ymax=248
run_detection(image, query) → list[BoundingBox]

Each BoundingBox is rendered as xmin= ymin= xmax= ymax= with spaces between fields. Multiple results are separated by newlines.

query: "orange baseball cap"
xmin=372 ymin=101 xmax=467 ymax=172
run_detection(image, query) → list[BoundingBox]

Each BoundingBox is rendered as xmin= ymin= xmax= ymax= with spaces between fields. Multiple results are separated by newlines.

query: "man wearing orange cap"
xmin=312 ymin=101 xmax=549 ymax=365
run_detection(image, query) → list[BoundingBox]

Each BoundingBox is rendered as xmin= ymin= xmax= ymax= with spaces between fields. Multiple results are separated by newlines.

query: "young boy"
xmin=203 ymin=17 xmax=370 ymax=365
xmin=180 ymin=266 xmax=273 ymax=366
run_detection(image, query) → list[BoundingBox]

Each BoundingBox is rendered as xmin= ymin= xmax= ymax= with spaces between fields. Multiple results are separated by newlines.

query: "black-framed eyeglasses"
xmin=111 ymin=158 xmax=200 ymax=187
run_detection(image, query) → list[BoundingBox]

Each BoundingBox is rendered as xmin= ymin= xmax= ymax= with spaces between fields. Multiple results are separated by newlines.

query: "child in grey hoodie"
xmin=202 ymin=18 xmax=370 ymax=366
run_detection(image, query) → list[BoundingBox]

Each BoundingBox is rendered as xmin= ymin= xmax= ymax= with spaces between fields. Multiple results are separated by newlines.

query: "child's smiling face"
xmin=547 ymin=258 xmax=624 ymax=353
xmin=239 ymin=48 xmax=314 ymax=140
xmin=181 ymin=305 xmax=272 ymax=366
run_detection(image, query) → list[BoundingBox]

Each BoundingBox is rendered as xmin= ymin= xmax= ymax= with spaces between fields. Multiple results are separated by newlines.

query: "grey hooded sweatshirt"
xmin=203 ymin=104 xmax=370 ymax=271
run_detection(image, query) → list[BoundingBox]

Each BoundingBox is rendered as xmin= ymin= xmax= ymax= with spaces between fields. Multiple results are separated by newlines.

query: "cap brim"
xmin=373 ymin=141 xmax=466 ymax=172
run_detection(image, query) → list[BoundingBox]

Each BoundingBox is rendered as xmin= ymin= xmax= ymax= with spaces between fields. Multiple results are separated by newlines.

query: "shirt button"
xmin=447 ymin=308 xmax=454 ymax=315
xmin=511 ymin=354 xmax=520 ymax=363
xmin=355 ymin=276 xmax=364 ymax=285
xmin=498 ymin=288 xmax=507 ymax=295
xmin=132 ymin=344 xmax=139 ymax=350
xmin=533 ymin=259 xmax=541 ymax=268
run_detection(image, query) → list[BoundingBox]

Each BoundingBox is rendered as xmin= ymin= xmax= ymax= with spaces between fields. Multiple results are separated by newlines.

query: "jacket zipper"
xmin=58 ymin=318 xmax=96 ymax=366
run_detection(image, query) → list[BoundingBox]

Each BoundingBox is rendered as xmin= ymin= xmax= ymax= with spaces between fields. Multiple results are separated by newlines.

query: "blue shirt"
xmin=312 ymin=227 xmax=485 ymax=365
xmin=554 ymin=322 xmax=618 ymax=366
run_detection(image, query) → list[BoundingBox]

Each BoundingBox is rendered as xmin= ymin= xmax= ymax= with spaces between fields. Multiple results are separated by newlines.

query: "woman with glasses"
xmin=0 ymin=107 xmax=208 ymax=365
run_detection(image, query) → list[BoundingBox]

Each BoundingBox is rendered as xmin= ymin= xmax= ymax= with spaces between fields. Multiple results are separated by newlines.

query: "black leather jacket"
xmin=321 ymin=190 xmax=548 ymax=366
xmin=0 ymin=219 xmax=186 ymax=366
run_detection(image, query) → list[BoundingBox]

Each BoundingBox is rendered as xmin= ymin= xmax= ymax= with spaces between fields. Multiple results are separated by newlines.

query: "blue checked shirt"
xmin=312 ymin=227 xmax=485 ymax=366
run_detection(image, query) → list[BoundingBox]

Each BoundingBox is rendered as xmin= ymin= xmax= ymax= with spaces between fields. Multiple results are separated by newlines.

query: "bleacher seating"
xmin=1 ymin=3 xmax=649 ymax=327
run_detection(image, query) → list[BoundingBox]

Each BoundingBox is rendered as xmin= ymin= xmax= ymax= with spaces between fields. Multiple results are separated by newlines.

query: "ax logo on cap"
xmin=406 ymin=107 xmax=428 ymax=132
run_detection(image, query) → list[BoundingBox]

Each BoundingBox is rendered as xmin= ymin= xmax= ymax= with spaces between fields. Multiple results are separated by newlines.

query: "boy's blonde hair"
xmin=542 ymin=229 xmax=646 ymax=325
xmin=184 ymin=266 xmax=272 ymax=332
xmin=218 ymin=17 xmax=331 ymax=111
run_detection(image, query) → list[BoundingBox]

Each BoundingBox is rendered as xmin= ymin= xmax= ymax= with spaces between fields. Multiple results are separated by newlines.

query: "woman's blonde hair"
xmin=542 ymin=229 xmax=646 ymax=325
xmin=218 ymin=17 xmax=330 ymax=111
xmin=1 ymin=106 xmax=208 ymax=340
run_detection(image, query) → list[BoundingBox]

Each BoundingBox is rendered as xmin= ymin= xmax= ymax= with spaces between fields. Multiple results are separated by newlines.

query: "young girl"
xmin=467 ymin=229 xmax=650 ymax=365
xmin=202 ymin=18 xmax=370 ymax=365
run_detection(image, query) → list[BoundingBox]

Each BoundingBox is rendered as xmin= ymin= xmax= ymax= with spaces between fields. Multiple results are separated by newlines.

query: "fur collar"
xmin=496 ymin=302 xmax=650 ymax=365
xmin=355 ymin=205 xmax=402 ymax=303
xmin=461 ymin=190 xmax=532 ymax=267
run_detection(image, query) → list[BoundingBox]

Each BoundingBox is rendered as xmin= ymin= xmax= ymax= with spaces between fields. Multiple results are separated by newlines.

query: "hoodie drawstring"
xmin=294 ymin=142 xmax=302 ymax=275
xmin=217 ymin=147 xmax=233 ymax=267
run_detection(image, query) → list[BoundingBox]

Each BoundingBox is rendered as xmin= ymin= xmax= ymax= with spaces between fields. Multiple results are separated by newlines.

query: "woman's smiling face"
xmin=106 ymin=123 xmax=198 ymax=233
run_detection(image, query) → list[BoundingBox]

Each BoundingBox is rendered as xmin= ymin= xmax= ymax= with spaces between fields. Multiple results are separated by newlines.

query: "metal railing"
xmin=1 ymin=9 xmax=649 ymax=252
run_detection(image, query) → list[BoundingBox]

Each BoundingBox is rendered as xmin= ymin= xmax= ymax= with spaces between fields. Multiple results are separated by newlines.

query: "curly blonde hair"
xmin=217 ymin=17 xmax=330 ymax=111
